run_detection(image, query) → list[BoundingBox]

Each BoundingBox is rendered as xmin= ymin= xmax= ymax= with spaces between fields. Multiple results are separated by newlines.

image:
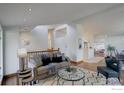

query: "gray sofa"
xmin=33 ymin=62 xmax=69 ymax=80
xmin=28 ymin=52 xmax=70 ymax=81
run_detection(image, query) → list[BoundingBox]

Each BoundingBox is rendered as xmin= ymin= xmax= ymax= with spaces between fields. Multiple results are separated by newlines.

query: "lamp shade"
xmin=17 ymin=48 xmax=27 ymax=58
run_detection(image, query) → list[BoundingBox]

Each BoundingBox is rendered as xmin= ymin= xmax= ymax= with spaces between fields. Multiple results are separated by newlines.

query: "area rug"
xmin=35 ymin=68 xmax=107 ymax=85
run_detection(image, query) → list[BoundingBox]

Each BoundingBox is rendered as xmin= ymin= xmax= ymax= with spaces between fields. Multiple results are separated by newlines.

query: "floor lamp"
xmin=17 ymin=48 xmax=27 ymax=71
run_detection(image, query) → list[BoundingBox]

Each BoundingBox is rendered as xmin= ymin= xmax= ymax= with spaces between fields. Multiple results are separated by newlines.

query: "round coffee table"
xmin=57 ymin=66 xmax=85 ymax=85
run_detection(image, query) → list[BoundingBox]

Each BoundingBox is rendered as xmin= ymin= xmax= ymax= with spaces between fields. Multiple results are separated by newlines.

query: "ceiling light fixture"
xmin=28 ymin=8 xmax=32 ymax=12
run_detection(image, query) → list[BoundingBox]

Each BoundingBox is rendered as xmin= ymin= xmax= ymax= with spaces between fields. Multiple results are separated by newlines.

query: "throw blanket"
xmin=47 ymin=63 xmax=57 ymax=75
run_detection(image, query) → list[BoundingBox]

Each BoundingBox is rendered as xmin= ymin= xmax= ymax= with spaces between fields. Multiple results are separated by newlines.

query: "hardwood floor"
xmin=78 ymin=57 xmax=106 ymax=71
xmin=2 ymin=76 xmax=17 ymax=85
xmin=2 ymin=57 xmax=105 ymax=85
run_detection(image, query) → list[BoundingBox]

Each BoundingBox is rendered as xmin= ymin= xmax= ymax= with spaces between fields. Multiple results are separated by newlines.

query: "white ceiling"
xmin=0 ymin=3 xmax=118 ymax=27
xmin=77 ymin=4 xmax=124 ymax=36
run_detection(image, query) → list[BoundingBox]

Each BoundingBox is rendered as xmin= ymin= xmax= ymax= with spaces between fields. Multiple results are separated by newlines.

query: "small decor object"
xmin=65 ymin=66 xmax=77 ymax=73
xmin=89 ymin=46 xmax=92 ymax=49
xmin=17 ymin=48 xmax=27 ymax=71
xmin=84 ymin=41 xmax=88 ymax=48
xmin=78 ymin=38 xmax=82 ymax=49
xmin=23 ymin=39 xmax=30 ymax=46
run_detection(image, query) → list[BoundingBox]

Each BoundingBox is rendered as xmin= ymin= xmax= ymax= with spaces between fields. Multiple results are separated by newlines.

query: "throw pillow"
xmin=42 ymin=54 xmax=51 ymax=66
xmin=52 ymin=52 xmax=62 ymax=63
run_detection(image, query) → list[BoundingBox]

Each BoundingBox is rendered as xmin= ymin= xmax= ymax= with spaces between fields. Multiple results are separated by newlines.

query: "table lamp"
xmin=17 ymin=48 xmax=27 ymax=71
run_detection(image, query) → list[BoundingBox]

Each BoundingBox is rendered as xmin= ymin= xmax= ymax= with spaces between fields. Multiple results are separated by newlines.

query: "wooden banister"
xmin=27 ymin=48 xmax=59 ymax=54
xmin=26 ymin=48 xmax=60 ymax=62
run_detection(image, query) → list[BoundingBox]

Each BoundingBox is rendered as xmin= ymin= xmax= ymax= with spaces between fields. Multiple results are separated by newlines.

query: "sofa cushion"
xmin=37 ymin=66 xmax=49 ymax=75
xmin=105 ymin=57 xmax=119 ymax=72
xmin=56 ymin=62 xmax=69 ymax=69
xmin=33 ymin=55 xmax=43 ymax=67
xmin=52 ymin=56 xmax=62 ymax=63
xmin=110 ymin=63 xmax=118 ymax=72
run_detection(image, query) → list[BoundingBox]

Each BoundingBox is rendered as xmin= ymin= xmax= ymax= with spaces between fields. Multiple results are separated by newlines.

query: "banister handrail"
xmin=27 ymin=48 xmax=59 ymax=54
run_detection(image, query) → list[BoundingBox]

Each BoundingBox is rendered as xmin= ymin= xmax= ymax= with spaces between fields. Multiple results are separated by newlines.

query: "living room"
xmin=0 ymin=3 xmax=124 ymax=86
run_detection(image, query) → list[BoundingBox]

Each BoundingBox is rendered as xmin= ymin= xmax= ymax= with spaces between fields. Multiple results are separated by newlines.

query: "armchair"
xmin=97 ymin=52 xmax=124 ymax=84
xmin=97 ymin=57 xmax=120 ymax=84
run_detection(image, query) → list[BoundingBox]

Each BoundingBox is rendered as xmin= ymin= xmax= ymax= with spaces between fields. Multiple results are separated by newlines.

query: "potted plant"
xmin=65 ymin=66 xmax=77 ymax=73
xmin=107 ymin=45 xmax=117 ymax=57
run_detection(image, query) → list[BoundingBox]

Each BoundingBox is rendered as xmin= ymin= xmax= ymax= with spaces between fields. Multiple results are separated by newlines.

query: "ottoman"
xmin=107 ymin=78 xmax=121 ymax=85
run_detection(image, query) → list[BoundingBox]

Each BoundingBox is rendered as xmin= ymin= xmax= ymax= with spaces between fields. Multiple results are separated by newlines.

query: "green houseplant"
xmin=107 ymin=45 xmax=117 ymax=57
xmin=65 ymin=67 xmax=77 ymax=73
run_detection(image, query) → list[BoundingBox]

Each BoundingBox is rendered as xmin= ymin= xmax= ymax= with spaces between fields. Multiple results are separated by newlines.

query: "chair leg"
xmin=33 ymin=80 xmax=39 ymax=84
xmin=30 ymin=81 xmax=32 ymax=85
xmin=106 ymin=79 xmax=108 ymax=84
xmin=97 ymin=71 xmax=99 ymax=76
xmin=106 ymin=77 xmax=108 ymax=84
xmin=36 ymin=80 xmax=39 ymax=83
xmin=33 ymin=81 xmax=36 ymax=84
xmin=118 ymin=77 xmax=120 ymax=81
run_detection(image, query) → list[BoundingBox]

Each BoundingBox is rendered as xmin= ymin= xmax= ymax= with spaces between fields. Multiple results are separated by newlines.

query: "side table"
xmin=17 ymin=68 xmax=33 ymax=85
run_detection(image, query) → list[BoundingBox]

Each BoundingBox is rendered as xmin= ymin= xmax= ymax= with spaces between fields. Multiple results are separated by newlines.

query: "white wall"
xmin=4 ymin=27 xmax=19 ymax=75
xmin=30 ymin=26 xmax=48 ymax=50
xmin=19 ymin=31 xmax=31 ymax=49
xmin=0 ymin=31 xmax=1 ymax=65
xmin=67 ymin=24 xmax=77 ymax=61
xmin=54 ymin=23 xmax=95 ymax=62
xmin=76 ymin=24 xmax=84 ymax=62
xmin=19 ymin=25 xmax=48 ymax=51
xmin=54 ymin=24 xmax=77 ymax=61
xmin=4 ymin=25 xmax=49 ymax=75
xmin=0 ymin=25 xmax=3 ymax=78
xmin=94 ymin=35 xmax=124 ymax=55
xmin=76 ymin=24 xmax=94 ymax=61
xmin=105 ymin=35 xmax=124 ymax=53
